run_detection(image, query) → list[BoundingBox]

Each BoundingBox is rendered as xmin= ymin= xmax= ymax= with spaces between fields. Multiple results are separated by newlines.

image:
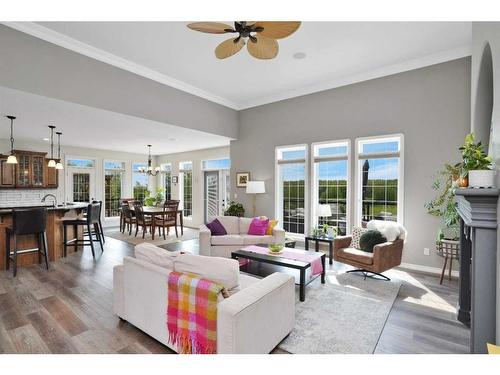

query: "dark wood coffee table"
xmin=231 ymin=246 xmax=325 ymax=302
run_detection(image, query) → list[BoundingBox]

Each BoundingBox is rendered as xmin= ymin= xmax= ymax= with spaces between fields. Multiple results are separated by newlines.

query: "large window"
xmin=179 ymin=161 xmax=193 ymax=218
xmin=104 ymin=161 xmax=125 ymax=217
xmin=275 ymin=145 xmax=307 ymax=236
xmin=312 ymin=141 xmax=350 ymax=235
xmin=132 ymin=162 xmax=148 ymax=202
xmin=162 ymin=163 xmax=172 ymax=201
xmin=356 ymin=135 xmax=403 ymax=225
xmin=202 ymin=158 xmax=230 ymax=170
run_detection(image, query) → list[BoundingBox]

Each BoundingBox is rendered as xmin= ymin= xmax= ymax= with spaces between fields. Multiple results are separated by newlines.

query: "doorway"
xmin=66 ymin=164 xmax=96 ymax=203
xmin=204 ymin=170 xmax=230 ymax=223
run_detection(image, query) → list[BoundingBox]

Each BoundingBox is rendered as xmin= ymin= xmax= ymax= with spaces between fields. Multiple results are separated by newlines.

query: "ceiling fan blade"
xmin=215 ymin=37 xmax=245 ymax=59
xmin=247 ymin=35 xmax=278 ymax=60
xmin=254 ymin=21 xmax=301 ymax=39
xmin=187 ymin=22 xmax=234 ymax=34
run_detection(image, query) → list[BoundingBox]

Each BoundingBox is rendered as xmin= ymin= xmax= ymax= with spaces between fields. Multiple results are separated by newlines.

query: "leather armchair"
xmin=333 ymin=235 xmax=404 ymax=281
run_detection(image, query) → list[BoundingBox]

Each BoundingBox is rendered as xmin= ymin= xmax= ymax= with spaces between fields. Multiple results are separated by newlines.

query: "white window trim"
xmin=311 ymin=139 xmax=351 ymax=233
xmin=160 ymin=162 xmax=172 ymax=189
xmin=354 ymin=134 xmax=404 ymax=226
xmin=201 ymin=158 xmax=231 ymax=171
xmin=275 ymin=143 xmax=309 ymax=240
xmin=64 ymin=155 xmax=97 ymax=204
xmin=131 ymin=160 xmax=150 ymax=200
xmin=102 ymin=159 xmax=126 ymax=219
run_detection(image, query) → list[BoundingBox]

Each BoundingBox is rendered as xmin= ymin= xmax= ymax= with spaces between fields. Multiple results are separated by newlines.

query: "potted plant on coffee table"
xmin=460 ymin=133 xmax=495 ymax=188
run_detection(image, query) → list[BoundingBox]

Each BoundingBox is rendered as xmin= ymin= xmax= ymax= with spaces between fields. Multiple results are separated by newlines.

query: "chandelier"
xmin=138 ymin=145 xmax=162 ymax=176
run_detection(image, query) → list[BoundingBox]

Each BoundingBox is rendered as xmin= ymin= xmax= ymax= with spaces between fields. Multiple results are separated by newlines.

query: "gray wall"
xmin=0 ymin=25 xmax=238 ymax=139
xmin=231 ymin=58 xmax=471 ymax=270
xmin=471 ymin=22 xmax=500 ymax=343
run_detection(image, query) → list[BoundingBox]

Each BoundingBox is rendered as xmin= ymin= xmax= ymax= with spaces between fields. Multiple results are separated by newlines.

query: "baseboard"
xmin=398 ymin=262 xmax=459 ymax=278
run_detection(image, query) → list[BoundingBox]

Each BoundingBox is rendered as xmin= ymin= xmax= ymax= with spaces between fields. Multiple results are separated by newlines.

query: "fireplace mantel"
xmin=455 ymin=188 xmax=498 ymax=353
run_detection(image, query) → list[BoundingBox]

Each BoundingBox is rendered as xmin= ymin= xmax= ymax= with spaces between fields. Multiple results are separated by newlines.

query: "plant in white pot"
xmin=460 ymin=133 xmax=495 ymax=188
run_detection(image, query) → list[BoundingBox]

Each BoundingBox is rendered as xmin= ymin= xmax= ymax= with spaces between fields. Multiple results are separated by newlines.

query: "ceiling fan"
xmin=187 ymin=21 xmax=301 ymax=60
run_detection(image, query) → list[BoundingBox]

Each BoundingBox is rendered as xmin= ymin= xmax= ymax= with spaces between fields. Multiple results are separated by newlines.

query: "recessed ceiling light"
xmin=42 ymin=137 xmax=50 ymax=141
xmin=168 ymin=138 xmax=177 ymax=141
xmin=293 ymin=52 xmax=306 ymax=60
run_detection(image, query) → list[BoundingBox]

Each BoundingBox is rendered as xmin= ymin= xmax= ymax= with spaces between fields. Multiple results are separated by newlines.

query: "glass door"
xmin=66 ymin=168 xmax=95 ymax=203
xmin=204 ymin=171 xmax=219 ymax=223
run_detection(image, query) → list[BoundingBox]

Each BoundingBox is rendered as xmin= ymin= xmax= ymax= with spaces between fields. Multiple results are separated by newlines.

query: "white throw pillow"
xmin=351 ymin=227 xmax=368 ymax=249
xmin=174 ymin=253 xmax=240 ymax=290
xmin=134 ymin=242 xmax=179 ymax=269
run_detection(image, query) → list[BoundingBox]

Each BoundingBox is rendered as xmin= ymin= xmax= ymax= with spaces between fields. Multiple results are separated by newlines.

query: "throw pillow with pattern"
xmin=351 ymin=226 xmax=368 ymax=249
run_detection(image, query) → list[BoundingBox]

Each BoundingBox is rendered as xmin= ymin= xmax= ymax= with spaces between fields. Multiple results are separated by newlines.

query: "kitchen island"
xmin=0 ymin=203 xmax=88 ymax=270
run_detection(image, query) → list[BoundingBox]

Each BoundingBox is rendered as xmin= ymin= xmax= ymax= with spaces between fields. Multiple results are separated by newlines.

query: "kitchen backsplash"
xmin=0 ymin=189 xmax=59 ymax=208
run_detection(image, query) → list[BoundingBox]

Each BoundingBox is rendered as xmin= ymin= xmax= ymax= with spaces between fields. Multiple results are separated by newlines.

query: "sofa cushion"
xmin=211 ymin=234 xmax=245 ymax=246
xmin=338 ymin=247 xmax=374 ymax=265
xmin=266 ymin=219 xmax=278 ymax=235
xmin=206 ymin=218 xmax=227 ymax=236
xmin=239 ymin=217 xmax=253 ymax=235
xmin=248 ymin=217 xmax=269 ymax=235
xmin=134 ymin=242 xmax=179 ymax=269
xmin=174 ymin=254 xmax=240 ymax=290
xmin=216 ymin=216 xmax=240 ymax=235
xmin=243 ymin=235 xmax=275 ymax=245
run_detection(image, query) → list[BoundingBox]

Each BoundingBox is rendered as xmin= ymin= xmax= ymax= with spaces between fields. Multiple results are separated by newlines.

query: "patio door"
xmin=204 ymin=170 xmax=230 ymax=223
xmin=66 ymin=168 xmax=96 ymax=203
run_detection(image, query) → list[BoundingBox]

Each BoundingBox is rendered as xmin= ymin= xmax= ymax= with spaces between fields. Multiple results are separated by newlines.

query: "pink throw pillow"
xmin=248 ymin=217 xmax=270 ymax=236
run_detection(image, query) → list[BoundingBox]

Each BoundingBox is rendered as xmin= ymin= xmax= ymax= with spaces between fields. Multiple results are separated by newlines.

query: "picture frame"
xmin=236 ymin=172 xmax=250 ymax=188
xmin=171 ymin=175 xmax=179 ymax=184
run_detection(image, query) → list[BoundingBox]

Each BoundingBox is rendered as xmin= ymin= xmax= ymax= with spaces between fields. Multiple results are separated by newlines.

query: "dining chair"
xmin=133 ymin=202 xmax=153 ymax=239
xmin=122 ymin=203 xmax=137 ymax=235
xmin=119 ymin=198 xmax=136 ymax=232
xmin=155 ymin=200 xmax=180 ymax=239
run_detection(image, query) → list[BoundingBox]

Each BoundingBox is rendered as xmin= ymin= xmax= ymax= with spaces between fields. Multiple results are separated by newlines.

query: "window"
xmin=202 ymin=158 xmax=231 ymax=170
xmin=275 ymin=145 xmax=308 ymax=236
xmin=312 ymin=141 xmax=350 ymax=235
xmin=356 ymin=135 xmax=403 ymax=225
xmin=179 ymin=161 xmax=193 ymax=218
xmin=104 ymin=161 xmax=125 ymax=217
xmin=67 ymin=158 xmax=95 ymax=168
xmin=132 ymin=162 xmax=148 ymax=202
xmin=162 ymin=163 xmax=172 ymax=201
xmin=72 ymin=173 xmax=90 ymax=202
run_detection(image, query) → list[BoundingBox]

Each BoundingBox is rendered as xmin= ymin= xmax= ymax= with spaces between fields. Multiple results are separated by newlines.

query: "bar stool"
xmin=83 ymin=200 xmax=105 ymax=243
xmin=6 ymin=208 xmax=49 ymax=277
xmin=63 ymin=202 xmax=104 ymax=258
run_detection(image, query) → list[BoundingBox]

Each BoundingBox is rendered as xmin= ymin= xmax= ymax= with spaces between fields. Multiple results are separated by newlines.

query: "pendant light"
xmin=55 ymin=131 xmax=64 ymax=170
xmin=5 ymin=116 xmax=18 ymax=164
xmin=47 ymin=125 xmax=56 ymax=168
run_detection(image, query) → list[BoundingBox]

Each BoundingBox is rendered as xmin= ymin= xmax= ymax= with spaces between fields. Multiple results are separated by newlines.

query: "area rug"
xmin=105 ymin=227 xmax=199 ymax=246
xmin=278 ymin=270 xmax=401 ymax=354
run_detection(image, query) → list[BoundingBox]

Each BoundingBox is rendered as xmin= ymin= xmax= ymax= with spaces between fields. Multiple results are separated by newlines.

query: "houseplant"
xmin=425 ymin=162 xmax=461 ymax=239
xmin=143 ymin=187 xmax=164 ymax=207
xmin=224 ymin=201 xmax=245 ymax=217
xmin=460 ymin=133 xmax=495 ymax=188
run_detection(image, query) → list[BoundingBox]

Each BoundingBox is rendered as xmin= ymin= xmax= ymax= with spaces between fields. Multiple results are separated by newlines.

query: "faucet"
xmin=41 ymin=194 xmax=57 ymax=207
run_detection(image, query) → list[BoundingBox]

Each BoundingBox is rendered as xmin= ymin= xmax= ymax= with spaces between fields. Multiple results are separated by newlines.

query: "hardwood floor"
xmin=0 ymin=233 xmax=469 ymax=354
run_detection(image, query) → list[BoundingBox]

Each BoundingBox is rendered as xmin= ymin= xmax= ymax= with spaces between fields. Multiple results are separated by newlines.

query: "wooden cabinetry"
xmin=0 ymin=150 xmax=59 ymax=189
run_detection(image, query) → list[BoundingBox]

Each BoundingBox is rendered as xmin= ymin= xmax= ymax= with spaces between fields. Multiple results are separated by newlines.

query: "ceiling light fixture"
xmin=5 ymin=115 xmax=18 ymax=164
xmin=47 ymin=125 xmax=56 ymax=168
xmin=293 ymin=52 xmax=306 ymax=59
xmin=43 ymin=137 xmax=50 ymax=141
xmin=55 ymin=131 xmax=64 ymax=170
xmin=138 ymin=145 xmax=162 ymax=176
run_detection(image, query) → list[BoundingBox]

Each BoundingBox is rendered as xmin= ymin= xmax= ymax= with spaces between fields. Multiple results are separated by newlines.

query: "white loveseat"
xmin=113 ymin=243 xmax=295 ymax=354
xmin=199 ymin=216 xmax=286 ymax=258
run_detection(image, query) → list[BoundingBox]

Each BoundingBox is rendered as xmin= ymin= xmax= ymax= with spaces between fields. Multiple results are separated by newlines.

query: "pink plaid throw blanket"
xmin=167 ymin=271 xmax=226 ymax=354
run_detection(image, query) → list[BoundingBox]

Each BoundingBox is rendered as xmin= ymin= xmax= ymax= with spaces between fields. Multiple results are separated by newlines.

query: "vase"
xmin=468 ymin=170 xmax=496 ymax=188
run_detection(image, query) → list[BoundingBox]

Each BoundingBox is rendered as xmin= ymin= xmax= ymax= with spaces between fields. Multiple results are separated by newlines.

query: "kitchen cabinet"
xmin=0 ymin=150 xmax=59 ymax=189
xmin=0 ymin=157 xmax=15 ymax=187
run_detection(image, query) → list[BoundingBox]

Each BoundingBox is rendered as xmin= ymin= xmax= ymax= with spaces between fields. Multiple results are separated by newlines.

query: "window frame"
xmin=275 ymin=144 xmax=309 ymax=239
xmin=354 ymin=134 xmax=404 ymax=226
xmin=103 ymin=159 xmax=126 ymax=218
xmin=201 ymin=158 xmax=231 ymax=171
xmin=311 ymin=139 xmax=351 ymax=235
xmin=161 ymin=163 xmax=173 ymax=201
xmin=131 ymin=161 xmax=149 ymax=202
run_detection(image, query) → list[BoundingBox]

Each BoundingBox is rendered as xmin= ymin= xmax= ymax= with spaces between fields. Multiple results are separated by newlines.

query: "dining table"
xmin=139 ymin=206 xmax=184 ymax=240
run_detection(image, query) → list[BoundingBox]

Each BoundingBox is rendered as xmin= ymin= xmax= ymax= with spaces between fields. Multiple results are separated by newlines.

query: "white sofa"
xmin=199 ymin=216 xmax=286 ymax=258
xmin=113 ymin=243 xmax=295 ymax=354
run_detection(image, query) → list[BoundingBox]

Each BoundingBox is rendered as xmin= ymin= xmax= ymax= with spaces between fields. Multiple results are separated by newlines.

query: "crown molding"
xmin=2 ymin=22 xmax=471 ymax=112
xmin=2 ymin=21 xmax=241 ymax=110
xmin=238 ymin=44 xmax=472 ymax=109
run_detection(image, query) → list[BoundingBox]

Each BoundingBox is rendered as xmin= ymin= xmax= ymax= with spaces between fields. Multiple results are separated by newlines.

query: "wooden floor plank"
xmin=40 ymin=296 xmax=89 ymax=337
xmin=7 ymin=324 xmax=51 ymax=354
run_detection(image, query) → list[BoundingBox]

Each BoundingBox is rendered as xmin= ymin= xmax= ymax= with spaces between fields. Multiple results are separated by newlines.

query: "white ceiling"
xmin=0 ymin=86 xmax=230 ymax=155
xmin=8 ymin=21 xmax=473 ymax=109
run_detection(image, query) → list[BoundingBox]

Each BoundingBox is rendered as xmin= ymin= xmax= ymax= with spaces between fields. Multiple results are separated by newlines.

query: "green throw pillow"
xmin=359 ymin=230 xmax=387 ymax=253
